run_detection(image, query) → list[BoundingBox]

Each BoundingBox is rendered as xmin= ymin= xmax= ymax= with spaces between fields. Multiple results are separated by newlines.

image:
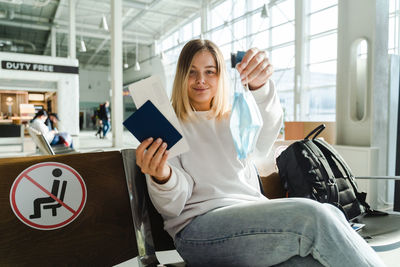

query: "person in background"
xmin=46 ymin=113 xmax=59 ymax=131
xmin=31 ymin=110 xmax=73 ymax=148
xmin=94 ymin=104 xmax=103 ymax=138
xmin=30 ymin=110 xmax=57 ymax=145
xmin=135 ymin=39 xmax=385 ymax=267
xmin=98 ymin=101 xmax=110 ymax=138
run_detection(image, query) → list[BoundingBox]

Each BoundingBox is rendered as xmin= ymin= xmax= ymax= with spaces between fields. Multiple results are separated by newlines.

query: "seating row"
xmin=0 ymin=149 xmax=399 ymax=266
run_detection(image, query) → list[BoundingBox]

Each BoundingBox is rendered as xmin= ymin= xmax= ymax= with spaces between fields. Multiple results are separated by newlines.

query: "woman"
xmin=30 ymin=110 xmax=57 ymax=145
xmin=135 ymin=39 xmax=385 ymax=266
xmin=30 ymin=110 xmax=73 ymax=148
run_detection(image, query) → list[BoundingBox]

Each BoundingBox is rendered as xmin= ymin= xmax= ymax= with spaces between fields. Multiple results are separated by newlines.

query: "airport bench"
xmin=27 ymin=125 xmax=75 ymax=155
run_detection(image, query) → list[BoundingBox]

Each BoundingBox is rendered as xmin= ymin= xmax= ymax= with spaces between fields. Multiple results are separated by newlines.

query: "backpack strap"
xmin=313 ymin=138 xmax=372 ymax=212
xmin=303 ymin=124 xmax=339 ymax=205
xmin=303 ymin=140 xmax=340 ymax=206
xmin=304 ymin=124 xmax=326 ymax=140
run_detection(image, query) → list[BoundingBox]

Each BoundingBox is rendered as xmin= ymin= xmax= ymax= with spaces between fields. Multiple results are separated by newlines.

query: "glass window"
xmin=233 ymin=38 xmax=247 ymax=52
xmin=309 ymin=6 xmax=337 ymax=35
xmin=173 ymin=31 xmax=180 ymax=46
xmin=233 ymin=0 xmax=247 ymax=18
xmin=211 ymin=0 xmax=232 ymax=28
xmin=219 ymin=43 xmax=232 ymax=60
xmin=162 ymin=34 xmax=174 ymax=51
xmin=211 ymin=27 xmax=232 ymax=47
xmin=233 ymin=19 xmax=246 ymax=40
xmin=357 ymin=39 xmax=368 ymax=58
xmin=305 ymin=0 xmax=338 ymax=121
xmin=279 ymin=91 xmax=295 ymax=121
xmin=251 ymin=31 xmax=269 ymax=50
xmin=306 ymin=61 xmax=337 ymax=89
xmin=250 ymin=0 xmax=266 ymax=10
xmin=309 ymin=34 xmax=337 ymax=64
xmin=227 ymin=62 xmax=237 ymax=85
xmin=390 ymin=0 xmax=397 ymax=14
xmin=156 ymin=0 xmax=341 ymax=122
xmin=182 ymin=23 xmax=192 ymax=42
xmin=388 ymin=3 xmax=399 ymax=55
xmin=389 ymin=16 xmax=395 ymax=52
xmin=193 ymin=17 xmax=201 ymax=37
xmin=271 ymin=45 xmax=295 ymax=69
xmin=309 ymin=0 xmax=337 ymax=13
xmin=305 ymin=87 xmax=336 ymax=121
xmin=251 ymin=12 xmax=269 ymax=33
xmin=271 ymin=23 xmax=295 ymax=46
xmin=270 ymin=0 xmax=295 ymax=27
xmin=163 ymin=48 xmax=177 ymax=65
xmin=272 ymin=68 xmax=295 ymax=92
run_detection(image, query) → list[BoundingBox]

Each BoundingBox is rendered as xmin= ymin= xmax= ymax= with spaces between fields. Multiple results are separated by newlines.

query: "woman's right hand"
xmin=136 ymin=137 xmax=171 ymax=183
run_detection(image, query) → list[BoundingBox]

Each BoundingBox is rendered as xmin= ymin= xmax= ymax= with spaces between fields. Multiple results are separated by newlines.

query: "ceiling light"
xmin=79 ymin=36 xmax=86 ymax=52
xmin=0 ymin=10 xmax=6 ymax=19
xmin=100 ymin=14 xmax=109 ymax=31
xmin=261 ymin=4 xmax=269 ymax=18
xmin=160 ymin=51 xmax=165 ymax=61
xmin=134 ymin=61 xmax=140 ymax=71
xmin=8 ymin=10 xmax=15 ymax=20
xmin=123 ymin=47 xmax=129 ymax=69
xmin=134 ymin=39 xmax=140 ymax=71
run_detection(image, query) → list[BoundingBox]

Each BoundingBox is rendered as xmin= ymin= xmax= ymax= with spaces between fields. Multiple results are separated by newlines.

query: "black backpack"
xmin=276 ymin=124 xmax=386 ymax=220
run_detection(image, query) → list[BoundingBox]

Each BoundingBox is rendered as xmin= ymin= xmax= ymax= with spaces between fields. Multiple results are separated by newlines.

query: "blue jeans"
xmin=51 ymin=133 xmax=73 ymax=148
xmin=174 ymin=198 xmax=385 ymax=267
xmin=50 ymin=134 xmax=62 ymax=146
xmin=102 ymin=119 xmax=110 ymax=137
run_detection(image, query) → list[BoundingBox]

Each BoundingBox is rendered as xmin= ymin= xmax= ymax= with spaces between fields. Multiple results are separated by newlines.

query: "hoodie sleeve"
xmin=31 ymin=119 xmax=55 ymax=143
xmin=145 ymin=155 xmax=194 ymax=217
xmin=251 ymin=79 xmax=283 ymax=157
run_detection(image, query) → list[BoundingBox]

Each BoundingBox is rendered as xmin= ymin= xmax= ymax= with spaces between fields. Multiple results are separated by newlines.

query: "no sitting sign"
xmin=9 ymin=162 xmax=87 ymax=230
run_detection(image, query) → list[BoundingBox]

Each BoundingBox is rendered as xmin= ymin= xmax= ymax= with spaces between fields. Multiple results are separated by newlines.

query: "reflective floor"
xmin=0 ymin=130 xmax=140 ymax=158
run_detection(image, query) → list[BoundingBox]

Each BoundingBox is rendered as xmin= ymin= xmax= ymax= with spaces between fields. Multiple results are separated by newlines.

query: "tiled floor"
xmin=1 ymin=131 xmax=399 ymax=266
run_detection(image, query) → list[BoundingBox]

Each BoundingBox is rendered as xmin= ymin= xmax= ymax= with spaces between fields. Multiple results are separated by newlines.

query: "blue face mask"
xmin=229 ymin=74 xmax=263 ymax=159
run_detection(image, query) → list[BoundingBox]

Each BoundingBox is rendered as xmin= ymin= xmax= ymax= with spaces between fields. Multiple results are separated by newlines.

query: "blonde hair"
xmin=171 ymin=39 xmax=230 ymax=121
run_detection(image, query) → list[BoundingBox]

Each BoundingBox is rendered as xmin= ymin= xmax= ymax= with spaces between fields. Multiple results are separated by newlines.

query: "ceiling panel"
xmin=0 ymin=0 xmax=210 ymax=69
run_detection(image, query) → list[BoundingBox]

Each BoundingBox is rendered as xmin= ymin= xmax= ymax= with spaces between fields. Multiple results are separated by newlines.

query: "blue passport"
xmin=123 ymin=100 xmax=182 ymax=150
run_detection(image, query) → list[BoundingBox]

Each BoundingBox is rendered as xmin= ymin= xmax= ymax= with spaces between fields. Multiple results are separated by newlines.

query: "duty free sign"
xmin=1 ymin=60 xmax=79 ymax=74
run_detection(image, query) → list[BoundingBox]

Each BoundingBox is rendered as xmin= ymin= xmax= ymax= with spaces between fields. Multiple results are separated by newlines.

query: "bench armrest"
xmin=355 ymin=176 xmax=400 ymax=181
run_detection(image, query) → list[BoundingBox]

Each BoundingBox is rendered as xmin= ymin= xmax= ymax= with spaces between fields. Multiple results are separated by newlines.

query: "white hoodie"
xmin=146 ymin=80 xmax=283 ymax=239
xmin=30 ymin=117 xmax=55 ymax=143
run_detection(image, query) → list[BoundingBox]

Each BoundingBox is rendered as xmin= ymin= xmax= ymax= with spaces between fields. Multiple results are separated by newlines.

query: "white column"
xmin=336 ymin=0 xmax=389 ymax=208
xmin=201 ymin=0 xmax=210 ymax=39
xmin=111 ymin=0 xmax=123 ymax=147
xmin=336 ymin=0 xmax=389 ymax=150
xmin=57 ymin=76 xmax=80 ymax=136
xmin=294 ymin=0 xmax=307 ymax=121
xmin=51 ymin=26 xmax=56 ymax=57
xmin=68 ymin=0 xmax=76 ymax=59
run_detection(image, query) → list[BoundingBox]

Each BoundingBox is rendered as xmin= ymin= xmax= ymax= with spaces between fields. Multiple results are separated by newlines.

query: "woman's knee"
xmin=288 ymin=198 xmax=337 ymax=223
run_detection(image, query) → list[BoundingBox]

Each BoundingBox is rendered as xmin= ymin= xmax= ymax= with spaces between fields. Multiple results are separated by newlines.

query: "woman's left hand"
xmin=236 ymin=48 xmax=274 ymax=90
